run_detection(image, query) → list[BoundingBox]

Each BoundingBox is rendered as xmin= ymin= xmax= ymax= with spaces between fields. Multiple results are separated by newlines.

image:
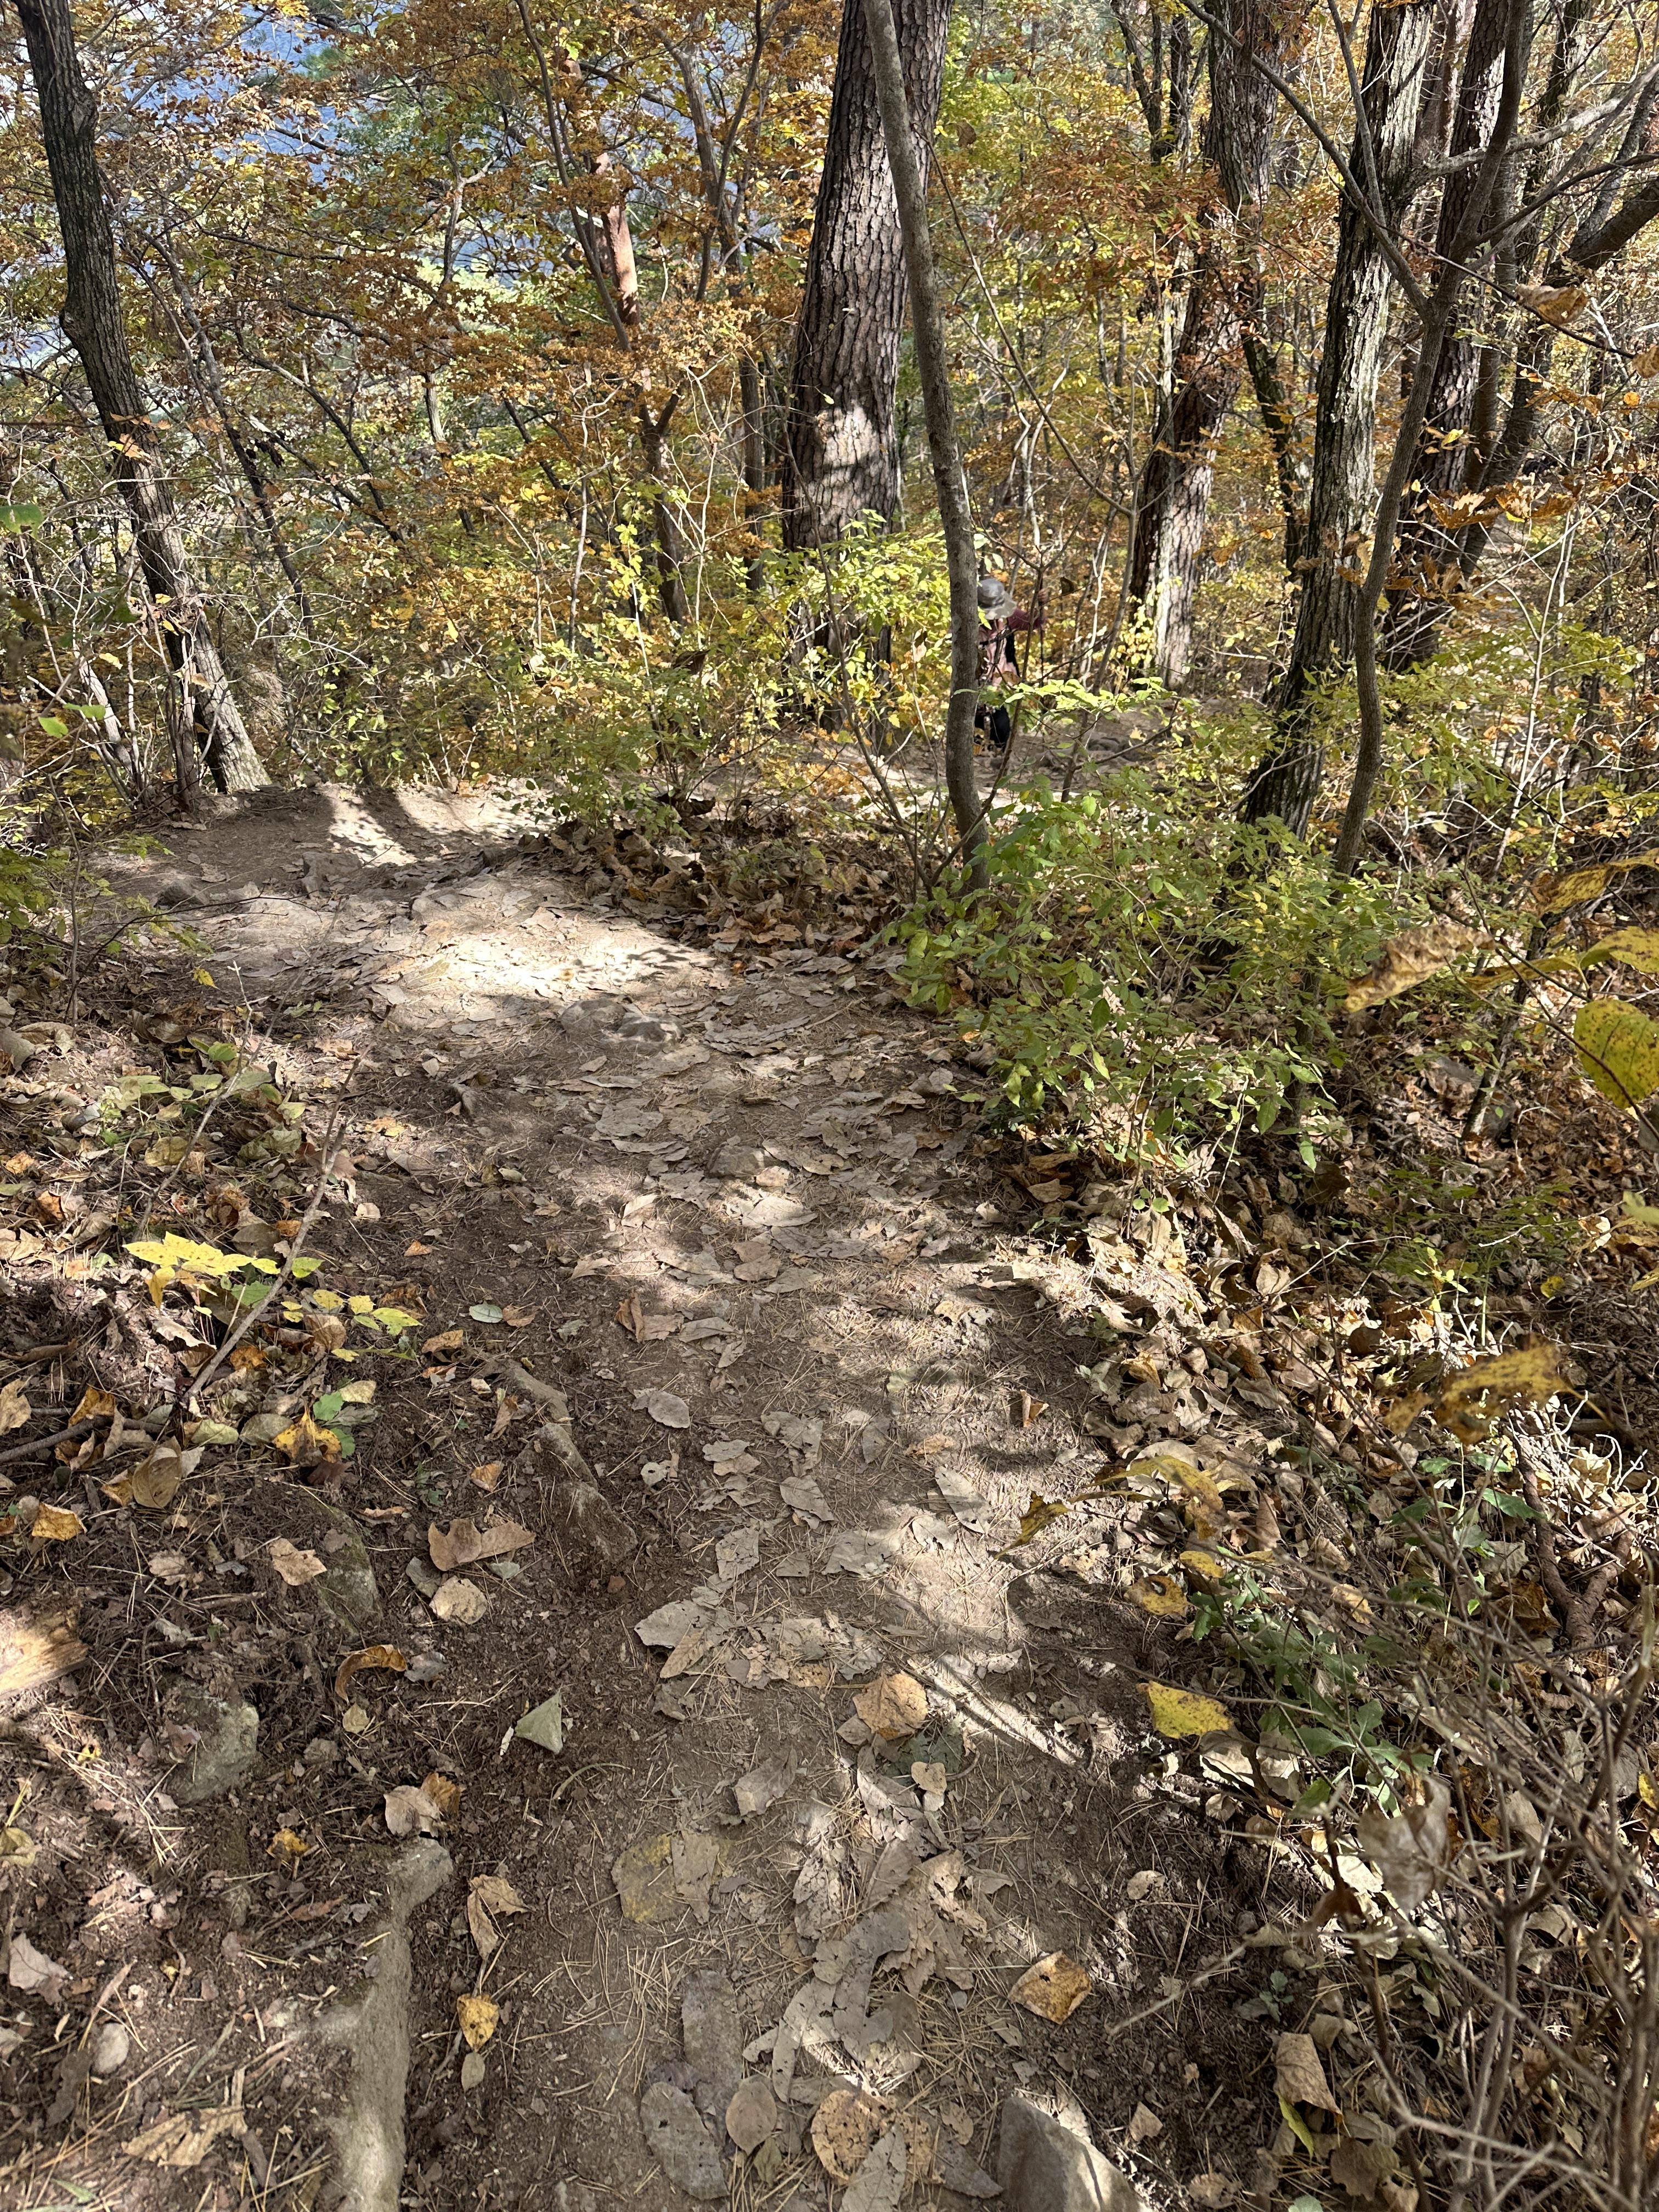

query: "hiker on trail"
xmin=975 ymin=575 xmax=1041 ymax=754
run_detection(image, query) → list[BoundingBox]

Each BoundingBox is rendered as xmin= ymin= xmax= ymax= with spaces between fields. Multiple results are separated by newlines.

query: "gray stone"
xmin=640 ymin=2079 xmax=726 ymax=2199
xmin=89 ymin=2022 xmax=130 ymax=2077
xmin=315 ymin=1840 xmax=452 ymax=2212
xmin=272 ymin=1488 xmax=381 ymax=1629
xmin=712 ymin=1142 xmax=765 ymax=1183
xmin=682 ymin=1968 xmax=743 ymax=2109
xmin=163 ymin=1684 xmax=258 ymax=1804
xmin=997 ymin=2095 xmax=1144 ymax=2212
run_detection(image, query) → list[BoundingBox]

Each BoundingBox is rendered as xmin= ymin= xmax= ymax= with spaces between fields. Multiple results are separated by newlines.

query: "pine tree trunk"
xmin=781 ymin=0 xmax=950 ymax=550
xmin=1239 ymin=0 xmax=1438 ymax=833
xmin=1128 ymin=0 xmax=1295 ymax=690
xmin=17 ymin=0 xmax=265 ymax=794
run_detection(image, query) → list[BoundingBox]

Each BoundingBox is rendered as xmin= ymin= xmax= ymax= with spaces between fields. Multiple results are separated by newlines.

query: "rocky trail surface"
xmin=0 ymin=787 xmax=1343 ymax=2212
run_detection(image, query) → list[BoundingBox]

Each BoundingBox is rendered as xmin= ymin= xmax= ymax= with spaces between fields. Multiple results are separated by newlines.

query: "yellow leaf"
xmin=1432 ymin=1342 xmax=1570 ymax=1442
xmin=267 ymin=1826 xmax=310 ymax=1864
xmin=1534 ymin=852 xmax=1658 ymax=913
xmin=456 ymin=1993 xmax=499 ymax=2049
xmin=192 ymin=967 xmax=215 ymax=986
xmin=272 ymin=1410 xmax=341 ymax=1466
xmin=31 ymin=1505 xmax=83 ymax=1542
xmin=1180 ymin=1548 xmax=1224 ymax=1585
xmin=1131 ymin=1575 xmax=1189 ymax=1618
xmin=1575 ymin=1000 xmax=1659 ymax=1107
xmin=1144 ymin=1681 xmax=1233 ymax=1737
xmin=334 ymin=1644 xmax=407 ymax=1700
xmin=1635 ymin=344 xmax=1659 ymax=379
xmin=123 ymin=1233 xmax=244 ymax=1283
xmin=1009 ymin=1951 xmax=1093 ymax=2022
xmin=1342 ymin=920 xmax=1483 ymax=1013
xmin=1582 ymin=928 xmax=1659 ymax=978
xmin=1016 ymin=1492 xmax=1068 ymax=1544
xmin=1516 ymin=280 xmax=1589 ymax=327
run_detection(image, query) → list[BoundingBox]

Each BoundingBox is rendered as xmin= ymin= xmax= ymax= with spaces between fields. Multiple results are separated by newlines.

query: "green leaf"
xmin=469 ymin=1302 xmax=504 ymax=1324
xmin=514 ymin=1692 xmax=565 ymax=1751
xmin=0 ymin=502 xmax=43 ymax=531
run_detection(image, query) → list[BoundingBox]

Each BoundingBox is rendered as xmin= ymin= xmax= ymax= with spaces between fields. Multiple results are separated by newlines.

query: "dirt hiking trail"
xmin=0 ymin=786 xmax=1338 ymax=2212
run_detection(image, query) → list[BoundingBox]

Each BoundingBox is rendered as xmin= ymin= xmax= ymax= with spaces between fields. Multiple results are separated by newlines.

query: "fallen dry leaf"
xmin=612 ymin=1833 xmax=676 ymax=1923
xmin=428 ymin=1515 xmax=534 ymax=1571
xmin=431 ymin=1576 xmax=489 ymax=1624
xmin=456 ymin=1991 xmax=498 ymax=2049
xmin=383 ymin=1784 xmax=444 ymax=1837
xmin=268 ymin=1537 xmax=326 ymax=1587
xmin=267 ymin=1826 xmax=310 ymax=1866
xmin=7 ymin=1932 xmax=66 ymax=1996
xmin=1355 ymin=1776 xmax=1455 ymax=1912
xmin=844 ymin=2128 xmax=906 ymax=2212
xmin=123 ymin=2106 xmax=246 ymax=2168
xmin=29 ymin=1505 xmax=83 ymax=1543
xmin=334 ymin=1644 xmax=407 ymax=1701
xmin=422 ymin=1771 xmax=464 ymax=1821
xmin=726 ymin=2075 xmax=779 ymax=2153
xmin=1275 ymin=2030 xmax=1340 ymax=2115
xmin=0 ymin=1380 xmax=30 ymax=1436
xmin=634 ymin=1386 xmax=691 ymax=1429
xmin=469 ymin=1460 xmax=502 ymax=1492
xmin=1131 ymin=1574 xmax=1189 ymax=1618
xmin=106 ymin=1440 xmax=195 ymax=1511
xmin=422 ymin=1328 xmax=465 ymax=1356
xmin=1128 ymin=2103 xmax=1163 ymax=2144
xmin=1144 ymin=1682 xmax=1233 ymax=1737
xmin=1342 ymin=918 xmax=1483 ymax=1013
xmin=1432 ymin=1342 xmax=1570 ymax=1443
xmin=854 ymin=1671 xmax=928 ymax=1741
xmin=272 ymin=1409 xmax=340 ymax=1466
xmin=1009 ymin=1951 xmax=1092 ymax=2022
xmin=466 ymin=1871 xmax=524 ymax=1958
xmin=811 ymin=2089 xmax=892 ymax=2183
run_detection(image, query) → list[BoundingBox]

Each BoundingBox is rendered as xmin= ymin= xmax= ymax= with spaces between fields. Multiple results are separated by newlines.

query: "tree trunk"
xmin=16 ymin=0 xmax=265 ymax=794
xmin=859 ymin=0 xmax=983 ymax=881
xmin=1382 ymin=0 xmax=1519 ymax=670
xmin=781 ymin=0 xmax=950 ymax=550
xmin=1127 ymin=0 xmax=1298 ymax=690
xmin=1239 ymin=0 xmax=1438 ymax=833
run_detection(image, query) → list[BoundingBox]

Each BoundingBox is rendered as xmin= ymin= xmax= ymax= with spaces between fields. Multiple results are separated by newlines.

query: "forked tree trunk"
xmin=1239 ymin=0 xmax=1438 ymax=833
xmin=1381 ymin=0 xmax=1518 ymax=671
xmin=859 ymin=0 xmax=983 ymax=881
xmin=18 ymin=0 xmax=265 ymax=793
xmin=781 ymin=0 xmax=951 ymax=549
xmin=1128 ymin=0 xmax=1297 ymax=690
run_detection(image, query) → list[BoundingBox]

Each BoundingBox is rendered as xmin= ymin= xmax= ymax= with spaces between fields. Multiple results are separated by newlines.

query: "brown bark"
xmin=781 ymin=0 xmax=951 ymax=550
xmin=16 ymin=0 xmax=265 ymax=793
xmin=1239 ymin=0 xmax=1439 ymax=833
xmin=1128 ymin=0 xmax=1301 ymax=690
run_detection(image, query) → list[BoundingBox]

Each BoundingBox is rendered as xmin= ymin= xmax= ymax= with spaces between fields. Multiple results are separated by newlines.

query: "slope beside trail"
xmin=0 ymin=784 xmax=1327 ymax=2212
